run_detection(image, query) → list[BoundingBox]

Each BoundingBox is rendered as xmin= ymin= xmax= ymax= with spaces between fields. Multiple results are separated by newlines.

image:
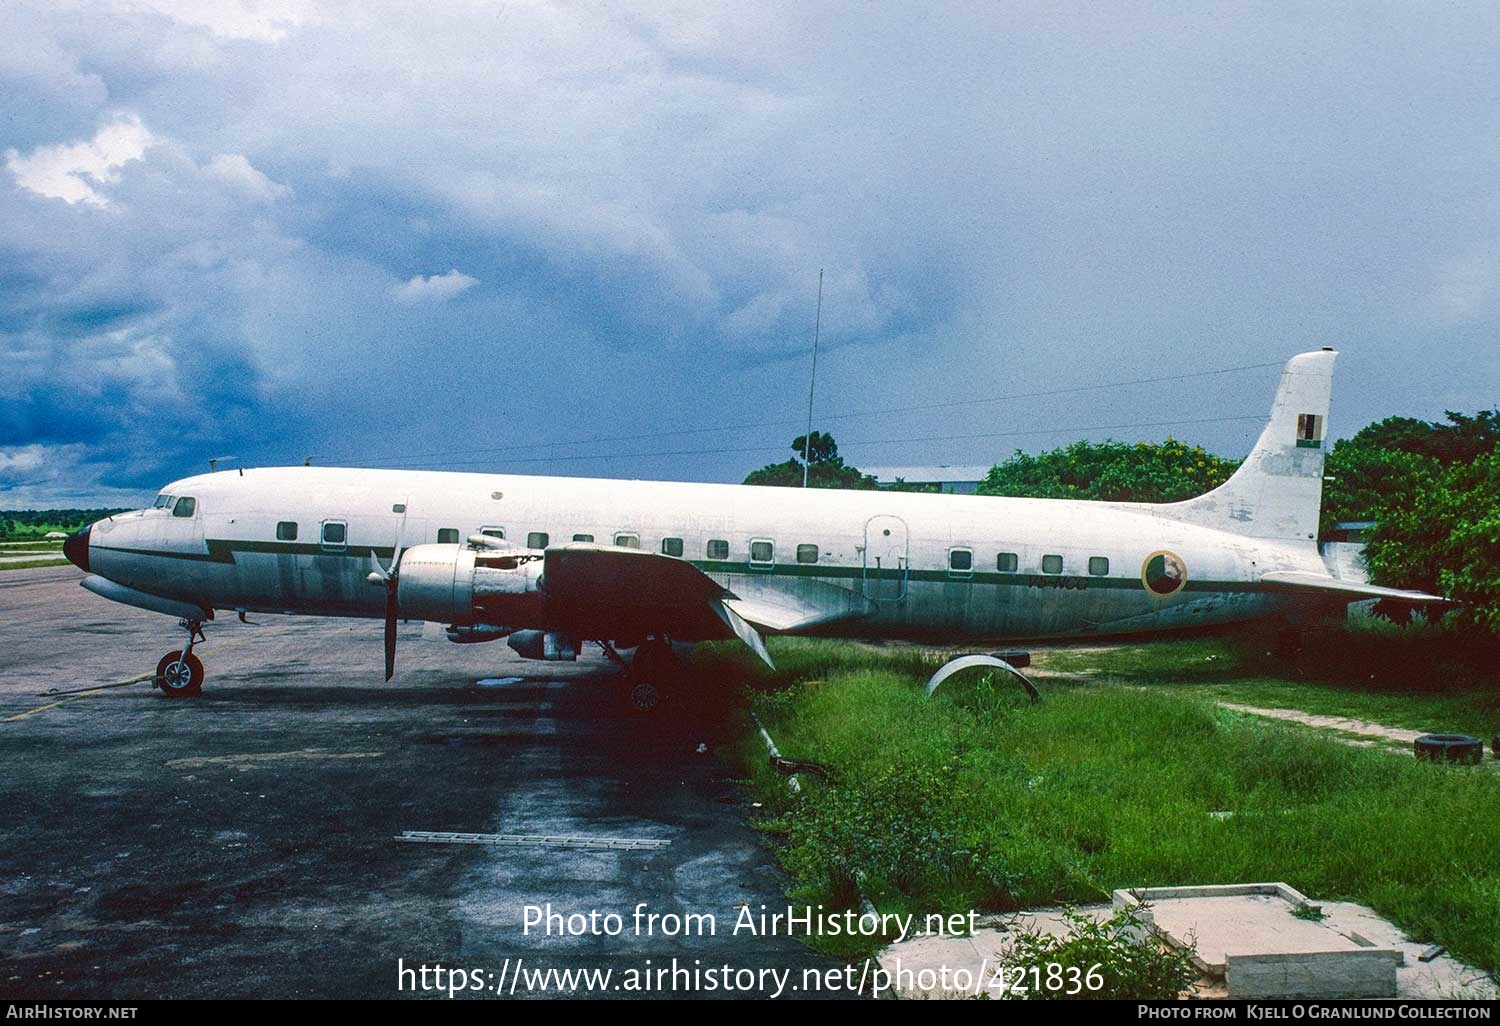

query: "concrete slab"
xmin=879 ymin=887 xmax=1496 ymax=1000
xmin=1116 ymin=884 xmax=1407 ymax=1000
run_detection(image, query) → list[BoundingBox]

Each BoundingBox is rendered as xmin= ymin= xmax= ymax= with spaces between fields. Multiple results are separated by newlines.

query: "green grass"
xmin=731 ymin=633 xmax=1500 ymax=973
xmin=0 ymin=558 xmax=69 ymax=571
xmin=1037 ymin=622 xmax=1500 ymax=736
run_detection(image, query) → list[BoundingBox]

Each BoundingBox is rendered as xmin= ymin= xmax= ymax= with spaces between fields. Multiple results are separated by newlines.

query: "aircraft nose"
xmin=63 ymin=526 xmax=90 ymax=573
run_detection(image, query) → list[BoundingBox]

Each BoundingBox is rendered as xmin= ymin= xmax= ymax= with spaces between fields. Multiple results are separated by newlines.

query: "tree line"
xmin=0 ymin=509 xmax=130 ymax=540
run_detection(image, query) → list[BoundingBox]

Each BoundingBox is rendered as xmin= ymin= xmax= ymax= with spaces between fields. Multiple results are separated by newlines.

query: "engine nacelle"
xmin=397 ymin=544 xmax=545 ymax=627
xmin=506 ymin=629 xmax=578 ymax=661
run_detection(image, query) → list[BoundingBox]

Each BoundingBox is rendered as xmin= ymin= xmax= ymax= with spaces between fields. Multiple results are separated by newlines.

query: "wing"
xmin=1257 ymin=571 xmax=1451 ymax=604
xmin=541 ymin=544 xmax=775 ymax=666
xmin=721 ymin=573 xmax=873 ymax=633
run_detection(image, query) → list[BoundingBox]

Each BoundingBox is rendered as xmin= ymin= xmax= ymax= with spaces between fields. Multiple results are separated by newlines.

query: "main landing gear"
xmin=624 ymin=637 xmax=682 ymax=714
xmin=156 ymin=619 xmax=207 ymax=698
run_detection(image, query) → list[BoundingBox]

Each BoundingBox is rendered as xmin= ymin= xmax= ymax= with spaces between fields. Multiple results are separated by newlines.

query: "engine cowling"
xmin=396 ymin=543 xmax=545 ymax=627
xmin=506 ymin=629 xmax=578 ymax=661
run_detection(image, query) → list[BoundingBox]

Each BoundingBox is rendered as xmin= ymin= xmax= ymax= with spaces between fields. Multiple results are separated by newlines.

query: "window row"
xmin=271 ymin=521 xmax=1111 ymax=578
xmin=955 ymin=549 xmax=1110 ymax=576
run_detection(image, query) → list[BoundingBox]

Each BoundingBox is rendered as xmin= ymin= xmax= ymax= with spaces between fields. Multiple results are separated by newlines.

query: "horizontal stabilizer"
xmin=1257 ymin=571 xmax=1450 ymax=604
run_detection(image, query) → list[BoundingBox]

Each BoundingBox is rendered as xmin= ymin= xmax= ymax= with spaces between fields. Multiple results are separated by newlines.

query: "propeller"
xmin=367 ymin=500 xmax=410 ymax=681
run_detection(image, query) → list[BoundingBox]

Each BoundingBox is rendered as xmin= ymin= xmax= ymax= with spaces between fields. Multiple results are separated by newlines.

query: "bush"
xmin=1001 ymin=903 xmax=1198 ymax=1000
xmin=780 ymin=761 xmax=1013 ymax=912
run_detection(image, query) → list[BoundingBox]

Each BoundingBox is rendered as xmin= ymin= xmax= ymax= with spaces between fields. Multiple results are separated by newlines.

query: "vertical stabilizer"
xmin=1158 ymin=349 xmax=1336 ymax=542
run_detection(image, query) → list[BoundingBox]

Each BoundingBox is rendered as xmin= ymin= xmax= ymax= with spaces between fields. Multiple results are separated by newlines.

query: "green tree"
xmin=743 ymin=432 xmax=877 ymax=490
xmin=977 ymin=438 xmax=1239 ymax=503
xmin=1363 ymin=451 xmax=1500 ymax=632
xmin=1314 ymin=410 xmax=1500 ymax=632
xmin=1320 ymin=410 xmax=1499 ymax=535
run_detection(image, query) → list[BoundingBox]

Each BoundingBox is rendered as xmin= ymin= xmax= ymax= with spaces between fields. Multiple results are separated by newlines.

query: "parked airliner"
xmin=63 ymin=349 xmax=1442 ymax=707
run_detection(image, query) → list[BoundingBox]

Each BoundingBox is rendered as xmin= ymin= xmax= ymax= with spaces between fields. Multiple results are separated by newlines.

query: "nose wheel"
xmin=156 ymin=650 xmax=204 ymax=697
xmin=156 ymin=619 xmax=207 ymax=698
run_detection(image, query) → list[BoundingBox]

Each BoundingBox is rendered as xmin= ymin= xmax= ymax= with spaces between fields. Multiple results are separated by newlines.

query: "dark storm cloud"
xmin=1 ymin=1 xmax=1498 ymax=504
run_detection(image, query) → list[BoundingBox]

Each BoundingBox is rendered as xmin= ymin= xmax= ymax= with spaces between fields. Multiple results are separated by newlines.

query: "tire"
xmin=156 ymin=650 xmax=204 ymax=698
xmin=1413 ymin=733 xmax=1482 ymax=766
xmin=625 ymin=679 xmax=662 ymax=714
xmin=625 ymin=640 xmax=676 ymax=715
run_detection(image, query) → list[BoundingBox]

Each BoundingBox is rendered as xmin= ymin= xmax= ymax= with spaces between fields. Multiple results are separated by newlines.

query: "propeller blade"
xmin=384 ymin=579 xmax=398 ymax=681
xmin=382 ymin=499 xmax=410 ymax=681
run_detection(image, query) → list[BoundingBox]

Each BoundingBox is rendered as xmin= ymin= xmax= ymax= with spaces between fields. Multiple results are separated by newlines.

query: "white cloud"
xmin=205 ymin=153 xmax=290 ymax=203
xmin=0 ymin=444 xmax=151 ymax=508
xmin=131 ymin=0 xmax=323 ymax=43
xmin=6 ymin=113 xmax=153 ymax=207
xmin=394 ymin=269 xmax=478 ymax=304
xmin=0 ymin=446 xmax=48 ymax=475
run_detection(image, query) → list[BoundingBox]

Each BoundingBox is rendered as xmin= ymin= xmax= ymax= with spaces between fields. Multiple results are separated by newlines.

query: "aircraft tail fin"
xmin=1157 ymin=349 xmax=1337 ymax=542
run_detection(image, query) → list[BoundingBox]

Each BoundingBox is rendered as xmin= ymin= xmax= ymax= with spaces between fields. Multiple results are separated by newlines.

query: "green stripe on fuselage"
xmin=97 ymin=540 xmax=1255 ymax=595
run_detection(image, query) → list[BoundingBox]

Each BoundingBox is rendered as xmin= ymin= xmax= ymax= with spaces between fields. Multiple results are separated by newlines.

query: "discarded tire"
xmin=1413 ymin=734 xmax=1483 ymax=766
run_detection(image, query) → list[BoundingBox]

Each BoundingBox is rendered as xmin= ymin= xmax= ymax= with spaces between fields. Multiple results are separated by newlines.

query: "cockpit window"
xmin=172 ymin=497 xmax=197 ymax=518
xmin=153 ymin=494 xmax=173 ymax=509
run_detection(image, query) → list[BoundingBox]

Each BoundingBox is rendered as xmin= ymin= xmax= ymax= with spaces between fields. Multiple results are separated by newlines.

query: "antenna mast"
xmin=802 ymin=269 xmax=824 ymax=488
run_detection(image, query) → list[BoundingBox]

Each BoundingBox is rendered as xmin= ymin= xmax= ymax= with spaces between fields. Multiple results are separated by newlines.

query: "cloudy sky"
xmin=2 ymin=1 xmax=1498 ymax=506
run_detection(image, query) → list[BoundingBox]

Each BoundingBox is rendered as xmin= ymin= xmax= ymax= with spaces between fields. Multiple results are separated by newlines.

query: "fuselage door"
xmin=862 ymin=514 xmax=909 ymax=601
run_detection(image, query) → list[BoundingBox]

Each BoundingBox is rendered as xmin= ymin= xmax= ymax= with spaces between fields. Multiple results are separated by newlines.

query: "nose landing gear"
xmin=156 ymin=619 xmax=207 ymax=698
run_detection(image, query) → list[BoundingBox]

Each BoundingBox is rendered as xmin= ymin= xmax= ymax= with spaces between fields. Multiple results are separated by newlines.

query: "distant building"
xmin=864 ymin=465 xmax=992 ymax=495
xmin=44 ymin=531 xmax=68 ymax=540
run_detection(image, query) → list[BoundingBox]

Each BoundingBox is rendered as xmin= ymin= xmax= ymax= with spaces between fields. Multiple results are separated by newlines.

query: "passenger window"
xmin=572 ymin=533 xmax=594 ymax=542
xmin=949 ymin=547 xmax=973 ymax=575
xmin=796 ymin=543 xmax=819 ymax=564
xmin=321 ymin=521 xmax=347 ymax=551
xmin=481 ymin=527 xmax=505 ymax=539
xmin=276 ymin=521 xmax=298 ymax=541
xmin=437 ymin=528 xmax=459 ymax=544
xmin=749 ymin=540 xmax=774 ymax=566
xmin=527 ymin=532 xmax=549 ymax=549
xmin=1089 ymin=556 xmax=1109 ymax=576
xmin=1042 ymin=554 xmax=1064 ymax=574
xmin=613 ymin=532 xmax=639 ymax=549
xmin=661 ymin=537 xmax=684 ymax=557
xmin=392 ymin=503 xmax=406 ymax=514
xmin=706 ymin=539 xmax=729 ymax=560
xmin=997 ymin=552 xmax=1018 ymax=572
xmin=172 ymin=497 xmax=197 ymax=518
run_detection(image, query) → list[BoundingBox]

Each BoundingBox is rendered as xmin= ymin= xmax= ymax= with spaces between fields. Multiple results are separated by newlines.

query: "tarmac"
xmin=0 ymin=566 xmax=848 ymax=999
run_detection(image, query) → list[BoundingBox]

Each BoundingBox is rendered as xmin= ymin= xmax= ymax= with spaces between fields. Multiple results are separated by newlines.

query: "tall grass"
xmin=739 ymin=638 xmax=1500 ymax=972
xmin=1039 ymin=623 xmax=1500 ymax=735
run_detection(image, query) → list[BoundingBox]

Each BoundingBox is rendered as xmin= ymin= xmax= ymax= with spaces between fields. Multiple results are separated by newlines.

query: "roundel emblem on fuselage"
xmin=1141 ymin=550 xmax=1187 ymax=597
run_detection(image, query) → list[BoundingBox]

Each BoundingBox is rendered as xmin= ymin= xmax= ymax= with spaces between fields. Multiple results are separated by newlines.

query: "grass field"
xmin=0 ymin=558 xmax=70 ymax=571
xmin=710 ymin=630 xmax=1500 ymax=972
xmin=0 ymin=540 xmax=68 ymax=571
xmin=1039 ymin=622 xmax=1500 ymax=736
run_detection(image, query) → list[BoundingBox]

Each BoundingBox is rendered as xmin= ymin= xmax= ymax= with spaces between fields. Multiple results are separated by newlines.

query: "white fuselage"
xmin=83 ymin=466 xmax=1329 ymax=642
